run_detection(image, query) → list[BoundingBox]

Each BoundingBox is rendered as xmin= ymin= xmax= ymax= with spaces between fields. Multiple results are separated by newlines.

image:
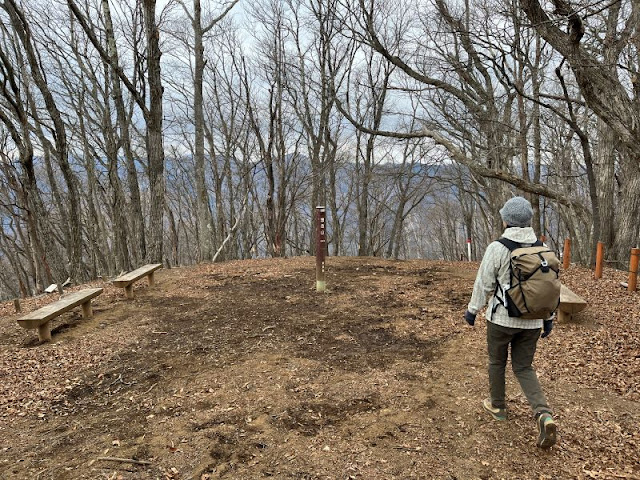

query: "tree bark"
xmin=102 ymin=0 xmax=147 ymax=264
xmin=192 ymin=0 xmax=215 ymax=261
xmin=143 ymin=0 xmax=166 ymax=263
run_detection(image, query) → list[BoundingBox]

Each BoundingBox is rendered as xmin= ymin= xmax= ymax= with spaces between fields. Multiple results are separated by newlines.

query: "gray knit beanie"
xmin=500 ymin=196 xmax=533 ymax=227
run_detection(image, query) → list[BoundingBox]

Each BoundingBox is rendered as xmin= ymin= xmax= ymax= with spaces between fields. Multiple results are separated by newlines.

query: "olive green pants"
xmin=487 ymin=321 xmax=551 ymax=417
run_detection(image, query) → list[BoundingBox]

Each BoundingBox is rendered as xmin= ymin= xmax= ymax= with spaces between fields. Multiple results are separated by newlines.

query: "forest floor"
xmin=1 ymin=256 xmax=639 ymax=480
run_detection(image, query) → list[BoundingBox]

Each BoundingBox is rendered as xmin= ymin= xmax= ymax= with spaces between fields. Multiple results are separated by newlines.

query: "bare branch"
xmin=334 ymin=82 xmax=588 ymax=215
xmin=66 ymin=0 xmax=148 ymax=116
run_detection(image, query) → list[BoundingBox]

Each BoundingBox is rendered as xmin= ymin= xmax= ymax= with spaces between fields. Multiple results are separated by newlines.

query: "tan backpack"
xmin=495 ymin=238 xmax=561 ymax=319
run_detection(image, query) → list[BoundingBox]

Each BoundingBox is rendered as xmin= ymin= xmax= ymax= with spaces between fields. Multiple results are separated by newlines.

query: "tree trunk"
xmin=616 ymin=162 xmax=640 ymax=261
xmin=193 ymin=0 xmax=214 ymax=261
xmin=143 ymin=0 xmax=166 ymax=263
xmin=78 ymin=110 xmax=111 ymax=277
xmin=102 ymin=0 xmax=146 ymax=265
xmin=520 ymin=0 xmax=640 ymax=159
xmin=167 ymin=205 xmax=180 ymax=267
xmin=531 ymin=33 xmax=543 ymax=234
xmin=104 ymin=103 xmax=133 ymax=273
xmin=356 ymin=133 xmax=369 ymax=256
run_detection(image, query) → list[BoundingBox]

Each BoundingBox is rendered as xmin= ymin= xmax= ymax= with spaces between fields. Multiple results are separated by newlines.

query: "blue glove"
xmin=541 ymin=319 xmax=553 ymax=338
xmin=464 ymin=310 xmax=476 ymax=326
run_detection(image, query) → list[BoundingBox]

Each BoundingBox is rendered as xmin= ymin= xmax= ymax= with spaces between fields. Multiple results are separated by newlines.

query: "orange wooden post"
xmin=539 ymin=235 xmax=546 ymax=243
xmin=563 ymin=238 xmax=571 ymax=269
xmin=628 ymin=248 xmax=640 ymax=292
xmin=594 ymin=241 xmax=604 ymax=279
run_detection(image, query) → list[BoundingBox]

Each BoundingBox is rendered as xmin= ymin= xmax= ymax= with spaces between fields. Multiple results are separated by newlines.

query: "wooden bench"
xmin=112 ymin=263 xmax=162 ymax=299
xmin=17 ymin=288 xmax=103 ymax=342
xmin=558 ymin=284 xmax=588 ymax=322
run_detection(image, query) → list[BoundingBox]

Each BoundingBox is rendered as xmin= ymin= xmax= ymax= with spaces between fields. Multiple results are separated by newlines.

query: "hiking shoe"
xmin=482 ymin=398 xmax=507 ymax=421
xmin=536 ymin=413 xmax=557 ymax=448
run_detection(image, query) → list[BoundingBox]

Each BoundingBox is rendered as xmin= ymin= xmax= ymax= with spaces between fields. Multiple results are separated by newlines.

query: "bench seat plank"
xmin=17 ymin=288 xmax=103 ymax=329
xmin=112 ymin=264 xmax=162 ymax=287
xmin=559 ymin=284 xmax=588 ymax=314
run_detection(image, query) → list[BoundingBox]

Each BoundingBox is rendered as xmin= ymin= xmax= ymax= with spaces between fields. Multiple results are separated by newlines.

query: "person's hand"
xmin=464 ymin=310 xmax=476 ymax=326
xmin=541 ymin=319 xmax=553 ymax=338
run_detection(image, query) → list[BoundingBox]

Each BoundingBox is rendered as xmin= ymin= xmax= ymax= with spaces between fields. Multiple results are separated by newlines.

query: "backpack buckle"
xmin=541 ymin=259 xmax=549 ymax=272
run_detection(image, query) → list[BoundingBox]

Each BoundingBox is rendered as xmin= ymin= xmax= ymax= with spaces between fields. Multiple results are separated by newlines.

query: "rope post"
xmin=629 ymin=248 xmax=640 ymax=293
xmin=316 ymin=206 xmax=326 ymax=293
xmin=563 ymin=238 xmax=571 ymax=270
xmin=594 ymin=241 xmax=604 ymax=279
xmin=13 ymin=298 xmax=21 ymax=313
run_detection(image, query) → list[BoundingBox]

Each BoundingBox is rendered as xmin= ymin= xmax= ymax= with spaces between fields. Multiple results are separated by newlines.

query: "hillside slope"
xmin=1 ymin=257 xmax=638 ymax=479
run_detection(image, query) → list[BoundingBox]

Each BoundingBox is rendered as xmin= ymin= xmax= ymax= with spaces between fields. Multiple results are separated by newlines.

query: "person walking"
xmin=464 ymin=196 xmax=557 ymax=448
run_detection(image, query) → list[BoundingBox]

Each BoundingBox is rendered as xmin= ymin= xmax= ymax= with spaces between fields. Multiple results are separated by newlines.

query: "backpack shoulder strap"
xmin=497 ymin=237 xmax=520 ymax=252
xmin=497 ymin=238 xmax=544 ymax=251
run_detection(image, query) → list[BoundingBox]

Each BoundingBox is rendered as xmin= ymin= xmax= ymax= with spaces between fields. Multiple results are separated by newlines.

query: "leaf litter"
xmin=0 ymin=257 xmax=638 ymax=479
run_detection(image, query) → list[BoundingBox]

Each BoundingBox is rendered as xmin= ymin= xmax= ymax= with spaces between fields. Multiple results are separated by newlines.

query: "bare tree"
xmin=245 ymin=0 xmax=307 ymax=257
xmin=520 ymin=0 xmax=639 ymax=260
xmin=68 ymin=0 xmax=166 ymax=263
xmin=174 ymin=0 xmax=239 ymax=262
xmin=3 ymin=0 xmax=84 ymax=281
xmin=101 ymin=0 xmax=147 ymax=264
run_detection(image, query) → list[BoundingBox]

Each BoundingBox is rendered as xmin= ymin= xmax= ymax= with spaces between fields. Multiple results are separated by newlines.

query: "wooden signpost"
xmin=316 ymin=206 xmax=326 ymax=293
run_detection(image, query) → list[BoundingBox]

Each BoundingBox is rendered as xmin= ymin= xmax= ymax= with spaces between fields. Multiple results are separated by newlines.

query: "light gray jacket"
xmin=467 ymin=227 xmax=544 ymax=329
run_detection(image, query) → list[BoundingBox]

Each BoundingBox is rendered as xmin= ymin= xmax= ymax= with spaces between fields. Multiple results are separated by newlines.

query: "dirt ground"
xmin=1 ymin=256 xmax=639 ymax=479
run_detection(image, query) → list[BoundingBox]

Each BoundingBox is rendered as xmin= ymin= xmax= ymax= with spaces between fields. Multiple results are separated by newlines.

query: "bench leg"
xmin=82 ymin=301 xmax=93 ymax=319
xmin=38 ymin=321 xmax=52 ymax=342
xmin=125 ymin=284 xmax=134 ymax=299
xmin=147 ymin=272 xmax=155 ymax=286
xmin=558 ymin=310 xmax=571 ymax=322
